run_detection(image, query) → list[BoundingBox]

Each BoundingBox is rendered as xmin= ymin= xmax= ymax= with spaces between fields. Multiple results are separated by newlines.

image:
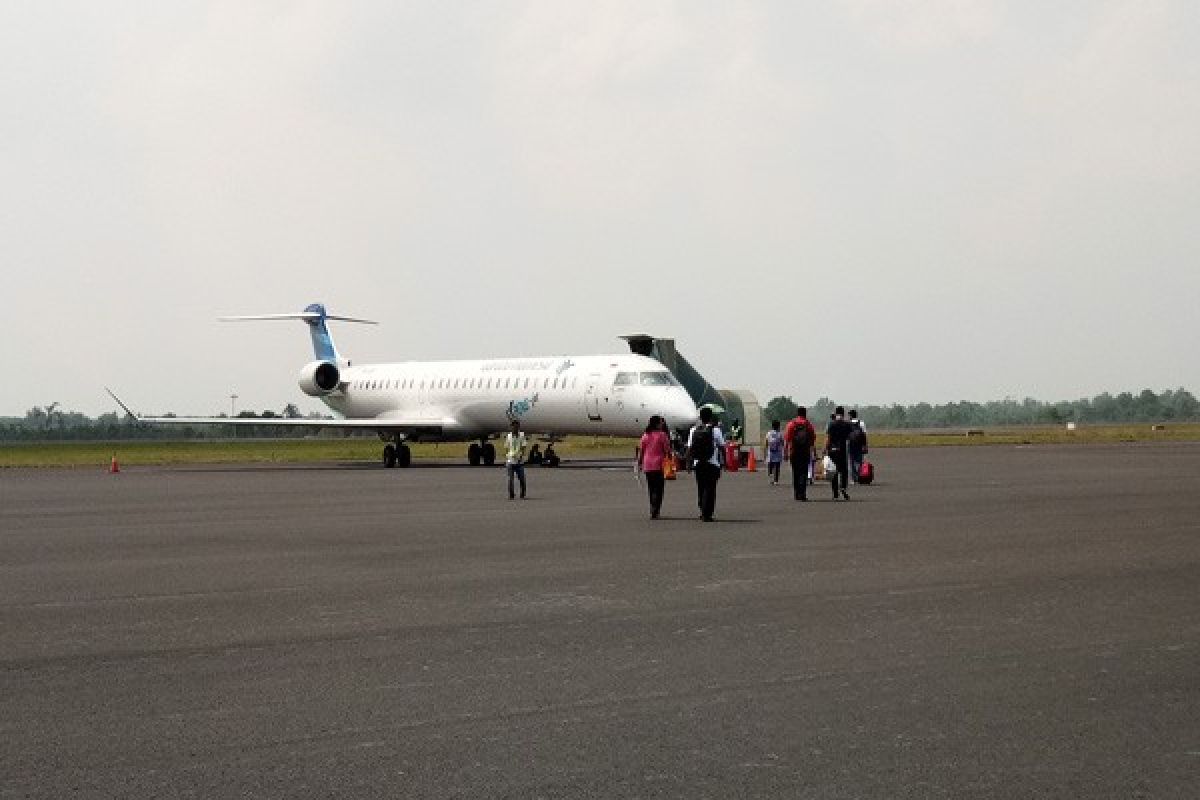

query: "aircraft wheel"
xmin=482 ymin=442 xmax=496 ymax=466
xmin=468 ymin=443 xmax=482 ymax=466
xmin=397 ymin=443 xmax=412 ymax=468
xmin=383 ymin=444 xmax=397 ymax=468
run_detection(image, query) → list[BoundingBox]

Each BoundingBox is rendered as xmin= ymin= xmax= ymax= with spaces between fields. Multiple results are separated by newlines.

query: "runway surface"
xmin=2 ymin=444 xmax=1198 ymax=798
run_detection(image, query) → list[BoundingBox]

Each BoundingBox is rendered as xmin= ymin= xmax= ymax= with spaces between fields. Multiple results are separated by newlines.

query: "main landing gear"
xmin=382 ymin=442 xmax=411 ymax=468
xmin=467 ymin=440 xmax=496 ymax=467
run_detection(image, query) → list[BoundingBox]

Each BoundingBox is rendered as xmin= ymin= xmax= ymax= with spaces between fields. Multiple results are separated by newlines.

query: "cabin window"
xmin=640 ymin=371 xmax=677 ymax=386
xmin=613 ymin=372 xmax=637 ymax=386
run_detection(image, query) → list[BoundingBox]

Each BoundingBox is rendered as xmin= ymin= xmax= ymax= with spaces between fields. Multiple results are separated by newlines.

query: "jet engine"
xmin=297 ymin=360 xmax=341 ymax=396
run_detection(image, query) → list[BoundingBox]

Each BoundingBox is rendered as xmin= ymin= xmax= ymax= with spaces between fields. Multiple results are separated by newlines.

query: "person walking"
xmin=763 ymin=420 xmax=785 ymax=485
xmin=686 ymin=406 xmax=725 ymax=522
xmin=825 ymin=406 xmax=855 ymax=501
xmin=636 ymin=415 xmax=672 ymax=519
xmin=847 ymin=409 xmax=868 ymax=484
xmin=504 ymin=419 xmax=527 ymax=500
xmin=784 ymin=407 xmax=817 ymax=501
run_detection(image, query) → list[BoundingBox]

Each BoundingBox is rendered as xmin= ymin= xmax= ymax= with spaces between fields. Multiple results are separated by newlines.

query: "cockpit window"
xmin=613 ymin=372 xmax=637 ymax=386
xmin=640 ymin=371 xmax=677 ymax=386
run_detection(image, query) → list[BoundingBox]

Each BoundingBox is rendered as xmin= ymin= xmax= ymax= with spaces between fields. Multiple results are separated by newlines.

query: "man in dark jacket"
xmin=825 ymin=406 xmax=856 ymax=501
xmin=847 ymin=409 xmax=868 ymax=484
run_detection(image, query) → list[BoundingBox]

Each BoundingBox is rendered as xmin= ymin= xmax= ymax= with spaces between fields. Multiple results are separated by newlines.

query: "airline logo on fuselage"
xmin=481 ymin=358 xmax=577 ymax=375
xmin=506 ymin=393 xmax=540 ymax=421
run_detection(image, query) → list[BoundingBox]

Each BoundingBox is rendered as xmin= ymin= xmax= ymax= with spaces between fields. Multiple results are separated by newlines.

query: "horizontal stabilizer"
xmin=219 ymin=312 xmax=377 ymax=324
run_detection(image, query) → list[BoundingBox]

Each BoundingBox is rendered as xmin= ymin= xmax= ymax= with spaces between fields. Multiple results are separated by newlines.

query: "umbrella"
xmin=698 ymin=402 xmax=725 ymax=415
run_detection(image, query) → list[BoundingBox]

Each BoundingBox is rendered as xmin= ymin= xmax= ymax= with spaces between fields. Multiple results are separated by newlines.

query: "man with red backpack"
xmin=783 ymin=407 xmax=817 ymax=502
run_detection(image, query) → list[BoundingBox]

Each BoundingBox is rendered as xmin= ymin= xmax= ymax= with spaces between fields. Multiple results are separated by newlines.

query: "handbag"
xmin=663 ymin=447 xmax=678 ymax=480
xmin=822 ymin=455 xmax=837 ymax=477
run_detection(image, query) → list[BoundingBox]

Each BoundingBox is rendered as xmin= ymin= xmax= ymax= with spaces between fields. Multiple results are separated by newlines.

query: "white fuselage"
xmin=323 ymin=353 xmax=698 ymax=440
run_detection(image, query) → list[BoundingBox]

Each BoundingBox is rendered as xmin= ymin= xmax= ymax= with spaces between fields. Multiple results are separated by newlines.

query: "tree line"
xmin=0 ymin=404 xmax=350 ymax=442
xmin=760 ymin=388 xmax=1200 ymax=429
xmin=3 ymin=386 xmax=1197 ymax=442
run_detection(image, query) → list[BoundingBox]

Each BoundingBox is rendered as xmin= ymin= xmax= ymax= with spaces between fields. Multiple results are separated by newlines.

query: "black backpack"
xmin=848 ymin=423 xmax=865 ymax=449
xmin=790 ymin=419 xmax=811 ymax=451
xmin=691 ymin=424 xmax=715 ymax=463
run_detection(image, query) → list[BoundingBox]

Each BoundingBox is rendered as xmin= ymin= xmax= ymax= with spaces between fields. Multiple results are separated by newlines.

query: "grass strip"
xmin=2 ymin=425 xmax=1197 ymax=468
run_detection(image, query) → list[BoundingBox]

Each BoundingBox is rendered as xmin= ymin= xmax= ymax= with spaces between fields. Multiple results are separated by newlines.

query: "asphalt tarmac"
xmin=2 ymin=443 xmax=1198 ymax=799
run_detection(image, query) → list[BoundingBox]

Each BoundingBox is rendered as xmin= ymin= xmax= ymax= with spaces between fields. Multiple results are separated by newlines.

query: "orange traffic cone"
xmin=109 ymin=455 xmax=120 ymax=474
xmin=746 ymin=448 xmax=757 ymax=472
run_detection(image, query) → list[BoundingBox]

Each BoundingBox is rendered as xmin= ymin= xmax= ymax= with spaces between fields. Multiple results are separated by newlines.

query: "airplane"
xmin=110 ymin=303 xmax=700 ymax=467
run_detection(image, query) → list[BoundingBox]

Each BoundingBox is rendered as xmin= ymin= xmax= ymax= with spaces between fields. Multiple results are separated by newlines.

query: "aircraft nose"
xmin=672 ymin=391 xmax=699 ymax=428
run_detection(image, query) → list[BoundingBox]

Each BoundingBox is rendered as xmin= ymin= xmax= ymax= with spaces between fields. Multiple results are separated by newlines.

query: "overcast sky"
xmin=4 ymin=1 xmax=1197 ymax=417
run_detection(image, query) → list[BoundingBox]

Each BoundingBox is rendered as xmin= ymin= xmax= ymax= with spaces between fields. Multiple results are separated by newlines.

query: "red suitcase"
xmin=858 ymin=461 xmax=875 ymax=485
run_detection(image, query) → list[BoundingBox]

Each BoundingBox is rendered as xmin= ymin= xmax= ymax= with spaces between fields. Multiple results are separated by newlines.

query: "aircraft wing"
xmin=105 ymin=389 xmax=454 ymax=431
xmin=129 ymin=415 xmax=438 ymax=429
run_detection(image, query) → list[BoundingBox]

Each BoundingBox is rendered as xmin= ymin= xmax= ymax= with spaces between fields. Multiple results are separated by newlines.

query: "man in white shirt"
xmin=504 ymin=419 xmax=527 ymax=500
xmin=686 ymin=406 xmax=726 ymax=522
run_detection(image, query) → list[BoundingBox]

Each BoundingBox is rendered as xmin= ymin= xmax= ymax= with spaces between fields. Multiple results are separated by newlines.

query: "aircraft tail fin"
xmin=220 ymin=303 xmax=376 ymax=363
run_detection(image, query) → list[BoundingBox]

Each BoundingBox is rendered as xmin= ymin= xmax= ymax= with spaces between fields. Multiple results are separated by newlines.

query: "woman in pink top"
xmin=637 ymin=415 xmax=672 ymax=519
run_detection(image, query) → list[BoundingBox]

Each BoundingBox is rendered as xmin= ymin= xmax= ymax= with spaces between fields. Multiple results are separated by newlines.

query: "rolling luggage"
xmin=858 ymin=461 xmax=875 ymax=485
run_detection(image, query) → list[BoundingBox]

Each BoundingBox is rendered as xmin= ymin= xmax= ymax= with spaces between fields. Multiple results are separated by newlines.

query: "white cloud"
xmin=490 ymin=2 xmax=814 ymax=234
xmin=839 ymin=0 xmax=1001 ymax=51
xmin=101 ymin=3 xmax=426 ymax=278
xmin=1030 ymin=0 xmax=1200 ymax=181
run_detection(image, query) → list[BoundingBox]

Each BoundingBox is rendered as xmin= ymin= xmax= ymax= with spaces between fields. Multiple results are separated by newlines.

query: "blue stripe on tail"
xmin=304 ymin=303 xmax=339 ymax=362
